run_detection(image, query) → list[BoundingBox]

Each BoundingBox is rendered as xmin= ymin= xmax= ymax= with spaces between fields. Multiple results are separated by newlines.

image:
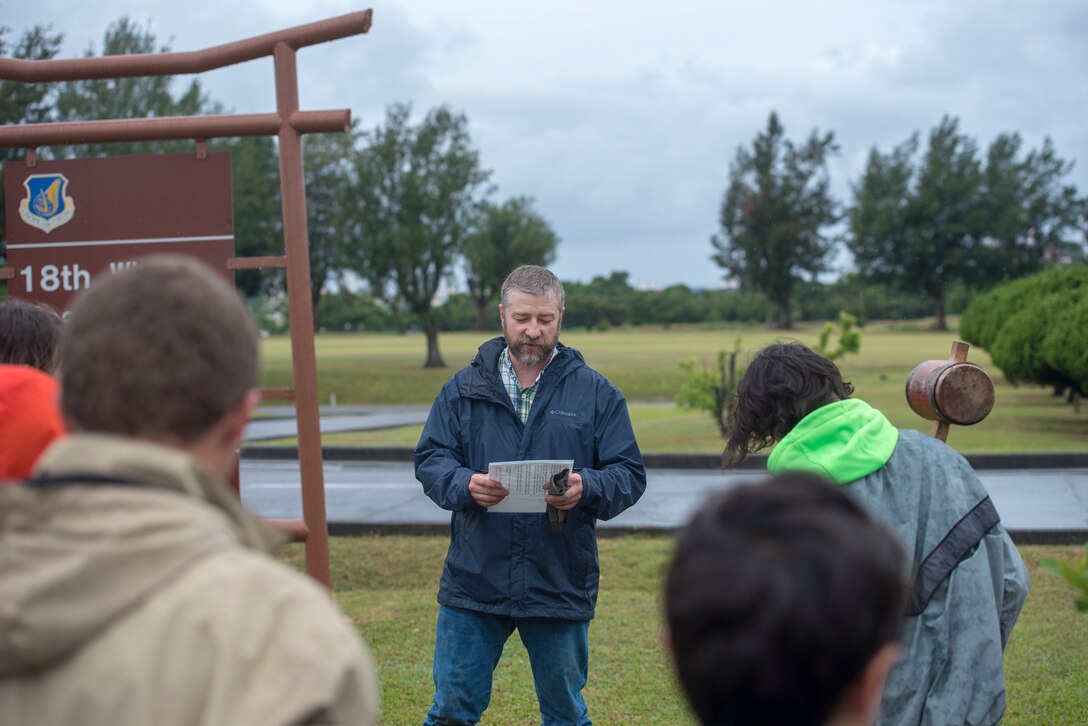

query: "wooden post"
xmin=932 ymin=341 xmax=971 ymax=442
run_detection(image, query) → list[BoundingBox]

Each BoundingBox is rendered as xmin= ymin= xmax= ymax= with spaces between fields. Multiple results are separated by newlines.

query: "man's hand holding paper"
xmin=469 ymin=472 xmax=509 ymax=508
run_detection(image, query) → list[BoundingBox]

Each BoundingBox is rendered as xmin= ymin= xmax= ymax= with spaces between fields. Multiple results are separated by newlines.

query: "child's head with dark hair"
xmin=0 ymin=298 xmax=63 ymax=374
xmin=665 ymin=472 xmax=906 ymax=726
xmin=723 ymin=342 xmax=854 ymax=467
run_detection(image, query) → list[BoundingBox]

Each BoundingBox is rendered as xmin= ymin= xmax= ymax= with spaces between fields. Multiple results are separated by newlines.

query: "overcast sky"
xmin=5 ymin=0 xmax=1087 ymax=290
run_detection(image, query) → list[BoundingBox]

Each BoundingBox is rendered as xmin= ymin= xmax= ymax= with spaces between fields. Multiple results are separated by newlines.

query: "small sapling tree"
xmin=677 ymin=338 xmax=743 ymax=439
xmin=814 ymin=310 xmax=861 ymax=362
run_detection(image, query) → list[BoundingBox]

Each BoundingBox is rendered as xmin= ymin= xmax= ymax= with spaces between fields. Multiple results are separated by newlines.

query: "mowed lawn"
xmin=279 ymin=535 xmax=1088 ymax=725
xmin=267 ymin=323 xmax=1088 ymax=722
xmin=259 ymin=322 xmax=1088 ymax=452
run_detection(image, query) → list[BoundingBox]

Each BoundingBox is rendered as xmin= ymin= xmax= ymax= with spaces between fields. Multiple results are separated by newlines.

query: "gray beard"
xmin=509 ymin=337 xmax=555 ymax=367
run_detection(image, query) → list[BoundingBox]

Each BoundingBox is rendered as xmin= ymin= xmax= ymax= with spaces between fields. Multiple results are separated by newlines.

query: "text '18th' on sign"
xmin=3 ymin=152 xmax=234 ymax=311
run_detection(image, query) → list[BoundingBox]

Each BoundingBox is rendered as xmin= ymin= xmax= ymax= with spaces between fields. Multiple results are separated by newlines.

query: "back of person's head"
xmin=0 ymin=298 xmax=63 ymax=374
xmin=60 ymin=255 xmax=258 ymax=443
xmin=0 ymin=364 xmax=66 ymax=480
xmin=500 ymin=265 xmax=565 ymax=309
xmin=723 ymin=342 xmax=854 ymax=467
xmin=665 ymin=472 xmax=907 ymax=726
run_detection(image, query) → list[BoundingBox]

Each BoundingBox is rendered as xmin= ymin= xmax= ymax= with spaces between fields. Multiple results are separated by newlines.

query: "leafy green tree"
xmin=435 ymin=292 xmax=479 ymax=332
xmin=849 ymin=116 xmax=1087 ymax=330
xmin=227 ymin=122 xmax=362 ymax=309
xmin=710 ymin=288 xmax=773 ymax=324
xmin=981 ymin=134 xmax=1087 ymax=277
xmin=650 ymin=285 xmax=706 ymax=327
xmin=960 ymin=265 xmax=1088 ymax=404
xmin=1042 ymin=292 xmax=1088 ymax=399
xmin=0 ymin=23 xmax=61 ymax=128
xmin=228 ymin=136 xmax=282 ymax=298
xmin=314 ymin=288 xmax=408 ymax=333
xmin=988 ymin=298 xmax=1064 ymax=392
xmin=848 ymin=117 xmax=986 ymax=331
xmin=250 ymin=290 xmax=289 ymax=335
xmin=563 ymin=272 xmax=636 ymax=330
xmin=345 ymin=103 xmax=491 ymax=367
xmin=711 ymin=112 xmax=839 ymax=329
xmin=796 ymin=275 xmax=955 ymax=324
xmin=0 ymin=23 xmax=63 ymax=261
xmin=303 ymin=127 xmax=360 ymax=317
xmin=959 ymin=281 xmax=1021 ymax=354
xmin=51 ymin=17 xmax=218 ymax=158
xmin=462 ymin=196 xmax=559 ymax=330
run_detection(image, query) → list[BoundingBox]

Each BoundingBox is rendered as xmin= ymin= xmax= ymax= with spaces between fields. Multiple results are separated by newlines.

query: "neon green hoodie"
xmin=767 ymin=398 xmax=899 ymax=485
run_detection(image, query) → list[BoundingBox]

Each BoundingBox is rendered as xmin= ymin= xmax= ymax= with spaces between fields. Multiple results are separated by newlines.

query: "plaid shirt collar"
xmin=499 ymin=346 xmax=556 ymax=423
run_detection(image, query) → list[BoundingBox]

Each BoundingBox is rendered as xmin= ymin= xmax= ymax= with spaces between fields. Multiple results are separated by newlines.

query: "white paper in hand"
xmin=487 ymin=459 xmax=574 ymax=513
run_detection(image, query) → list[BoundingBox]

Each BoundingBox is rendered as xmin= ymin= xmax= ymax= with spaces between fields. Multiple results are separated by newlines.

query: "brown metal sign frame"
xmin=0 ymin=9 xmax=374 ymax=586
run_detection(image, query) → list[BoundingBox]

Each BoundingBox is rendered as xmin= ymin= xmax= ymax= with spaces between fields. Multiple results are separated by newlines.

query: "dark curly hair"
xmin=723 ymin=342 xmax=853 ymax=467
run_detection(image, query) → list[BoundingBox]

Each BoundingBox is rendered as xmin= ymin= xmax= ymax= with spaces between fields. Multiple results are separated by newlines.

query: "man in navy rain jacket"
xmin=415 ymin=265 xmax=646 ymax=726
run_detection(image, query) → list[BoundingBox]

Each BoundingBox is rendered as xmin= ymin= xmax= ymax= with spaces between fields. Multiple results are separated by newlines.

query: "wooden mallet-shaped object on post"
xmin=905 ymin=340 xmax=996 ymax=443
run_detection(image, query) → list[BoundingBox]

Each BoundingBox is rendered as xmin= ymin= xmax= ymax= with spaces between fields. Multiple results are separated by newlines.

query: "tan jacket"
xmin=0 ymin=434 xmax=378 ymax=726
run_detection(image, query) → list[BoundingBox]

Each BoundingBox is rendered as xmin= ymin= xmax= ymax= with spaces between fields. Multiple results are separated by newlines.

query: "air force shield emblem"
xmin=19 ymin=173 xmax=76 ymax=233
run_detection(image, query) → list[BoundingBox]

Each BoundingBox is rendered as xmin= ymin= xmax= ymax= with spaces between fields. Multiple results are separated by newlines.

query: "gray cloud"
xmin=5 ymin=0 xmax=1085 ymax=289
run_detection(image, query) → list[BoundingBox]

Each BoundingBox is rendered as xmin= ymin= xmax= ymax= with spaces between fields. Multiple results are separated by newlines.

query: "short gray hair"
xmin=500 ymin=265 xmax=564 ymax=309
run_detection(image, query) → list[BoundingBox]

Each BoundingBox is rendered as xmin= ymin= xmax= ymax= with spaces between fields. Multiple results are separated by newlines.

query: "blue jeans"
xmin=423 ymin=605 xmax=592 ymax=726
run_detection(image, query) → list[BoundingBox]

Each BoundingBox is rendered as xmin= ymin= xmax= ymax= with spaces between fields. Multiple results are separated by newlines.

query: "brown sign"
xmin=3 ymin=151 xmax=234 ymax=311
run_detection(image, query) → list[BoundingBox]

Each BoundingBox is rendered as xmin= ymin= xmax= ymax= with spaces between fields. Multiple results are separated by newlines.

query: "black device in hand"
xmin=546 ymin=468 xmax=570 ymax=533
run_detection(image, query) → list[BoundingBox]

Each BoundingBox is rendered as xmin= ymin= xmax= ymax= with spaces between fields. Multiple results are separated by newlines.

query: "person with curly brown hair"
xmin=724 ymin=342 xmax=1029 ymax=726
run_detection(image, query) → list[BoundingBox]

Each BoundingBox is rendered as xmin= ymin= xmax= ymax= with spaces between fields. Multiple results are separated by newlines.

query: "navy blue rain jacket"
xmin=415 ymin=337 xmax=647 ymax=620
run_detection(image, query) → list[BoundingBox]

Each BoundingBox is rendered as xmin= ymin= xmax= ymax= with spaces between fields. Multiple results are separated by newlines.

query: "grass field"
xmin=267 ymin=323 xmax=1088 ymax=721
xmin=259 ymin=322 xmax=1088 ymax=452
xmin=279 ymin=535 xmax=1088 ymax=725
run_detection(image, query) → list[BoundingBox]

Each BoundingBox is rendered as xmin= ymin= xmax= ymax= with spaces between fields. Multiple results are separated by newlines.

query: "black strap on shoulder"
xmin=26 ymin=473 xmax=148 ymax=489
xmin=906 ymin=496 xmax=1001 ymax=616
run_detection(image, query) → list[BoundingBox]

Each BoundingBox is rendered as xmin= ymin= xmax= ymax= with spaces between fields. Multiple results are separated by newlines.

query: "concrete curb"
xmin=324 ymin=522 xmax=1083 ymax=544
xmin=243 ymin=446 xmax=1088 ymax=471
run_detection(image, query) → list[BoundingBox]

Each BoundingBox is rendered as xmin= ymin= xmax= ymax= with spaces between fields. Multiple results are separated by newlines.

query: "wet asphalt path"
xmin=240 ymin=458 xmax=1088 ymax=541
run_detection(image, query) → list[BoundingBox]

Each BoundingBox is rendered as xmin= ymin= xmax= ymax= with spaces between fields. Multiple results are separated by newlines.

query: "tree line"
xmin=3 ymin=18 xmax=1087 ymax=368
xmin=285 ymin=269 xmax=973 ymax=337
xmin=715 ymin=113 xmax=1087 ymax=332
